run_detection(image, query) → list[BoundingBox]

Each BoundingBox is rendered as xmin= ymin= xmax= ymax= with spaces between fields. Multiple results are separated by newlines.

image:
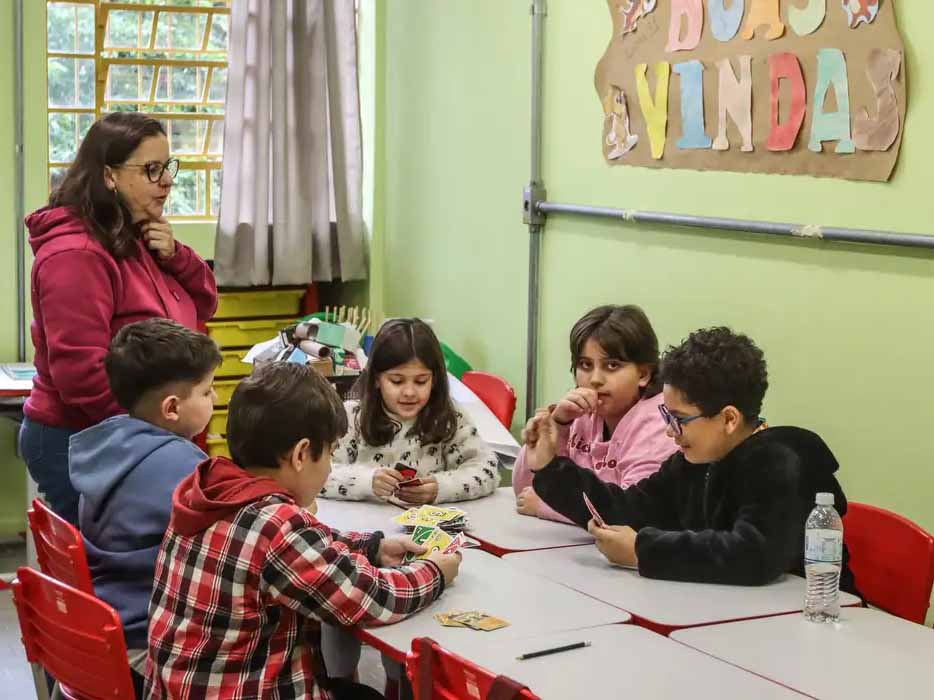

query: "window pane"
xmin=207 ymin=67 xmax=226 ymax=103
xmin=208 ymin=120 xmax=224 ymax=155
xmin=78 ymin=112 xmax=95 ymax=142
xmin=155 ymin=12 xmax=206 ymax=51
xmin=47 ymin=4 xmax=76 ymax=53
xmin=77 ymin=59 xmax=95 ymax=107
xmin=49 ymin=112 xmax=77 ymax=163
xmin=168 ymin=119 xmax=203 ymax=155
xmin=156 ymin=66 xmax=202 ymax=102
xmin=76 ymin=5 xmax=95 ymax=53
xmin=210 ymin=168 xmax=222 ymax=217
xmin=106 ymin=10 xmax=155 ymax=49
xmin=165 ymin=169 xmax=204 ymax=216
xmin=50 ymin=167 xmax=69 ymax=193
xmin=107 ymin=64 xmax=155 ymax=101
xmin=208 ymin=14 xmax=229 ymax=50
xmin=48 ymin=57 xmax=76 ymax=107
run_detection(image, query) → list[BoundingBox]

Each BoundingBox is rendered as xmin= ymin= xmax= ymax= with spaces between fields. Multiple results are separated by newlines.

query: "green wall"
xmin=379 ymin=1 xmax=934 ymax=533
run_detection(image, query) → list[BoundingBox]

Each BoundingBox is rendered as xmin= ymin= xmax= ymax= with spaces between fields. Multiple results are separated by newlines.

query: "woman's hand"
xmin=141 ymin=217 xmax=177 ymax=260
xmin=396 ymin=476 xmax=439 ymax=505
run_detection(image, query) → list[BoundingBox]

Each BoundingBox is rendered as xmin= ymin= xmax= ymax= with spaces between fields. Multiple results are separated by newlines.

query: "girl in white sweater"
xmin=320 ymin=317 xmax=499 ymax=504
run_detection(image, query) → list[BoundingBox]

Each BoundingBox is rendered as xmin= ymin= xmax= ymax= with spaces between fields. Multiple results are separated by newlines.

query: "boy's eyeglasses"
xmin=658 ymin=404 xmax=706 ymax=437
xmin=118 ymin=157 xmax=180 ymax=183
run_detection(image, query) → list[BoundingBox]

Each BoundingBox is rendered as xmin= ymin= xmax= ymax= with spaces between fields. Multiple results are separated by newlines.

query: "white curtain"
xmin=214 ymin=0 xmax=366 ymax=285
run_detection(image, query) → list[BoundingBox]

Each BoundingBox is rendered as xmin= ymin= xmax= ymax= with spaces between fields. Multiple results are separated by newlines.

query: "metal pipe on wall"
xmin=14 ymin=0 xmax=27 ymax=362
xmin=537 ymin=201 xmax=934 ymax=251
xmin=524 ymin=0 xmax=546 ymax=418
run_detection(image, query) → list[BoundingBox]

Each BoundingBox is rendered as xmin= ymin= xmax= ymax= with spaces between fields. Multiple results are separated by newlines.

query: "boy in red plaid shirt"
xmin=145 ymin=362 xmax=461 ymax=699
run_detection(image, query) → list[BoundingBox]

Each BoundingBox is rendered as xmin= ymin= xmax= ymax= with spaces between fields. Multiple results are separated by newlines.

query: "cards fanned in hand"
xmin=582 ymin=492 xmax=607 ymax=528
xmin=394 ymin=463 xmax=422 ymax=488
xmin=434 ymin=610 xmax=510 ymax=631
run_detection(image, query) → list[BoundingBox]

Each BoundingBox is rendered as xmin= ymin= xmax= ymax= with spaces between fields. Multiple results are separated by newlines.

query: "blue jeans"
xmin=18 ymin=416 xmax=80 ymax=526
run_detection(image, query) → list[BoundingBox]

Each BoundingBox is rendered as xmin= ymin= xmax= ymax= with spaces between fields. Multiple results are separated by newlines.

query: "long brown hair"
xmin=569 ymin=304 xmax=662 ymax=398
xmin=50 ymin=112 xmax=166 ymax=259
xmin=355 ymin=318 xmax=458 ymax=446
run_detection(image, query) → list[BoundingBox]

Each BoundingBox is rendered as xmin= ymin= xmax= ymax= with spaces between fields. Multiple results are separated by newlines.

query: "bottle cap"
xmin=816 ymin=492 xmax=834 ymax=506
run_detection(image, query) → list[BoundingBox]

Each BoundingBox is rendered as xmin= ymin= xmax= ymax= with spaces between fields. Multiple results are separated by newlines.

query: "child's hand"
xmin=377 ymin=536 xmax=426 ymax=567
xmin=588 ymin=521 xmax=639 ymax=568
xmin=426 ymin=550 xmax=462 ymax=586
xmin=396 ymin=477 xmax=439 ymax=504
xmin=553 ymin=388 xmax=599 ymax=425
xmin=372 ymin=468 xmax=404 ymax=498
xmin=515 ymin=486 xmax=542 ymax=517
xmin=526 ymin=413 xmax=559 ymax=472
xmin=520 ymin=408 xmax=550 ymax=447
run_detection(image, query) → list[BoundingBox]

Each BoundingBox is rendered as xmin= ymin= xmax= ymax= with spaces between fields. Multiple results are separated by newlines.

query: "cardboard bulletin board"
xmin=596 ymin=1 xmax=906 ymax=181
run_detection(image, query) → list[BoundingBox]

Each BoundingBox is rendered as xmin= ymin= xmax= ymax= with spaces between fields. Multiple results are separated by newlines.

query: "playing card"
xmin=434 ymin=611 xmax=469 ymax=628
xmin=394 ymin=463 xmax=422 ymax=488
xmin=449 ymin=610 xmax=510 ymax=632
xmin=582 ymin=492 xmax=607 ymax=528
xmin=403 ymin=526 xmax=454 ymax=562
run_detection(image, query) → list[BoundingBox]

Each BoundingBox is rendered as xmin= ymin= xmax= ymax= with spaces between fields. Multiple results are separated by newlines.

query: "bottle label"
xmin=805 ymin=529 xmax=843 ymax=562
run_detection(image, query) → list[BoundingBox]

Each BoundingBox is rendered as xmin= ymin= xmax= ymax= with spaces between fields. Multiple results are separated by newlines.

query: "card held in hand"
xmin=582 ymin=492 xmax=607 ymax=528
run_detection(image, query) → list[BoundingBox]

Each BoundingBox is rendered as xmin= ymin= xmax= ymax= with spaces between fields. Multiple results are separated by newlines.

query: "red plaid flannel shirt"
xmin=145 ymin=495 xmax=443 ymax=699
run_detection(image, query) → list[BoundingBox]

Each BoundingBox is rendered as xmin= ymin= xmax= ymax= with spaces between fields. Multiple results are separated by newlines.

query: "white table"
xmin=504 ymin=545 xmax=861 ymax=634
xmin=672 ymin=607 xmax=934 ymax=699
xmin=462 ymin=624 xmax=805 ymax=699
xmin=455 ymin=487 xmax=594 ymax=555
xmin=357 ymin=548 xmax=630 ymax=662
xmin=313 ymin=498 xmax=405 ymax=535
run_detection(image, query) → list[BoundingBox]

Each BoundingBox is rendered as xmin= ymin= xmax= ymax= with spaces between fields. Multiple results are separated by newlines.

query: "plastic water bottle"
xmin=803 ymin=492 xmax=843 ymax=622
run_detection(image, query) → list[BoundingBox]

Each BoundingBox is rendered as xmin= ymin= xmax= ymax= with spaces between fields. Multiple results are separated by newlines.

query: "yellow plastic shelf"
xmin=206 ymin=318 xmax=294 ymax=348
xmin=214 ymin=288 xmax=305 ymax=320
xmin=208 ymin=410 xmax=228 ymax=436
xmin=216 ymin=349 xmax=251 ymax=378
xmin=213 ymin=379 xmax=241 ymax=407
xmin=206 ymin=437 xmax=231 ymax=459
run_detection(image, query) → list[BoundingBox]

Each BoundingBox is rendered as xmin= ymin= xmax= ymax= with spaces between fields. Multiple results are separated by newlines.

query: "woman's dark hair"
xmin=355 ymin=318 xmax=457 ymax=447
xmin=569 ymin=304 xmax=661 ymax=397
xmin=227 ymin=362 xmax=348 ymax=468
xmin=660 ymin=327 xmax=769 ymax=422
xmin=49 ymin=112 xmax=166 ymax=259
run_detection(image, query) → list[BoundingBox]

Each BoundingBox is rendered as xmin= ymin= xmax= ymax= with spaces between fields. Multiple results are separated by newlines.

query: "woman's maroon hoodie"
xmin=24 ymin=206 xmax=218 ymax=430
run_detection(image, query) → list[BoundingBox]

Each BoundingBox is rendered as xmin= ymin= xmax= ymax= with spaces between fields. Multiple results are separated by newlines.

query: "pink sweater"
xmin=512 ymin=392 xmax=677 ymax=523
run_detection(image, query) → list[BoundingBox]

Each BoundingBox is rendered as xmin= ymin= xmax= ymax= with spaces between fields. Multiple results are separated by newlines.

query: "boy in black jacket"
xmin=525 ymin=327 xmax=856 ymax=591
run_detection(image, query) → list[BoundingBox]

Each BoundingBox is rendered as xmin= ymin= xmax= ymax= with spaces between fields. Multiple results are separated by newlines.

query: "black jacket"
xmin=533 ymin=426 xmax=856 ymax=592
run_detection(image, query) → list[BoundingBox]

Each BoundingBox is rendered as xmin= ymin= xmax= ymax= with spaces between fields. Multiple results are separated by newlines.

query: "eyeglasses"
xmin=118 ymin=157 xmax=180 ymax=183
xmin=658 ymin=404 xmax=706 ymax=437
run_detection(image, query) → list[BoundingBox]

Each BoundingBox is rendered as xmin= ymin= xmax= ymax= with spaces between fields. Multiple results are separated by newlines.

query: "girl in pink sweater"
xmin=513 ymin=305 xmax=676 ymax=523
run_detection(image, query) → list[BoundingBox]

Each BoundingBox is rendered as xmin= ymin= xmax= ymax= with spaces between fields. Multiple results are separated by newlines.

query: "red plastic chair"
xmin=461 ymin=371 xmax=518 ymax=429
xmin=843 ymin=502 xmax=934 ymax=624
xmin=12 ymin=567 xmax=136 ymax=700
xmin=407 ymin=637 xmax=539 ymax=700
xmin=27 ymin=498 xmax=94 ymax=595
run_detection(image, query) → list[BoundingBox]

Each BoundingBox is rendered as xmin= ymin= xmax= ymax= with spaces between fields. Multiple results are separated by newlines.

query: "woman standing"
xmin=20 ymin=112 xmax=217 ymax=524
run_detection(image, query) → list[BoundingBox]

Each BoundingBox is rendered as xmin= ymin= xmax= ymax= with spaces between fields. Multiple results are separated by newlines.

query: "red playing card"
xmin=395 ymin=464 xmax=422 ymax=488
xmin=582 ymin=492 xmax=607 ymax=528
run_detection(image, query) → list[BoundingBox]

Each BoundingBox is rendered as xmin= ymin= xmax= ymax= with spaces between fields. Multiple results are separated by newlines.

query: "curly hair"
xmin=660 ymin=327 xmax=768 ymax=422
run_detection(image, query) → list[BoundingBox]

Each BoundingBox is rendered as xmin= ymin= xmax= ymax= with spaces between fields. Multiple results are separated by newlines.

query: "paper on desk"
xmin=242 ymin=337 xmax=284 ymax=365
xmin=448 ymin=373 xmax=520 ymax=460
xmin=0 ymin=363 xmax=35 ymax=391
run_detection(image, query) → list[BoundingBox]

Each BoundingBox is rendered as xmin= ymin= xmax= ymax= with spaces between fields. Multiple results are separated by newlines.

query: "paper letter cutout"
xmin=674 ymin=61 xmax=712 ymax=149
xmin=842 ymin=0 xmax=879 ymax=29
xmin=667 ymin=0 xmax=704 ymax=52
xmin=713 ymin=56 xmax=753 ymax=152
xmin=741 ymin=0 xmax=785 ymax=40
xmin=634 ymin=62 xmax=671 ymax=159
xmin=708 ymin=0 xmax=745 ymax=42
xmin=809 ymin=48 xmax=855 ymax=153
xmin=603 ymin=85 xmax=640 ymax=159
xmin=853 ymin=49 xmax=901 ymax=152
xmin=788 ymin=0 xmax=826 ymax=36
xmin=767 ymin=53 xmax=806 ymax=152
xmin=619 ymin=0 xmax=658 ymax=35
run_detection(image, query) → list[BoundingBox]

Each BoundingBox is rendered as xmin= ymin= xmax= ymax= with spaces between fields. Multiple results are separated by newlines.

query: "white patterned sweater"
xmin=320 ymin=400 xmax=500 ymax=503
